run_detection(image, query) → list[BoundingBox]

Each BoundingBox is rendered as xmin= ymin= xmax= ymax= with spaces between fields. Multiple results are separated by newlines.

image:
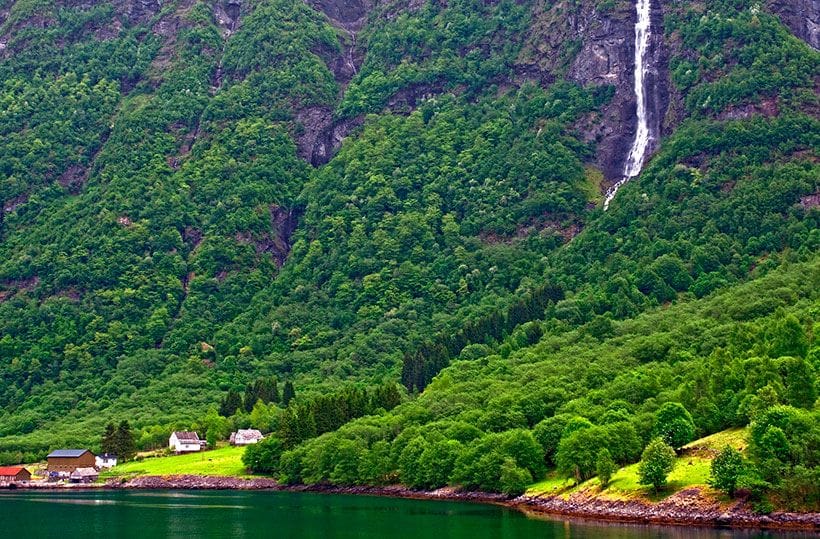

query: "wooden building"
xmin=0 ymin=466 xmax=31 ymax=482
xmin=46 ymin=449 xmax=95 ymax=472
xmin=69 ymin=467 xmax=99 ymax=484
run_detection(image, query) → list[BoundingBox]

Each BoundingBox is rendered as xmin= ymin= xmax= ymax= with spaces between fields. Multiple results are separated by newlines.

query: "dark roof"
xmin=172 ymin=431 xmax=200 ymax=441
xmin=0 ymin=466 xmax=28 ymax=476
xmin=47 ymin=449 xmax=92 ymax=458
xmin=99 ymin=453 xmax=117 ymax=459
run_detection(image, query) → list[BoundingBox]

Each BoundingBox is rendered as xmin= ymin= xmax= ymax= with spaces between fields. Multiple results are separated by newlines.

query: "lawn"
xmin=526 ymin=473 xmax=575 ymax=497
xmin=103 ymin=446 xmax=249 ymax=478
xmin=596 ymin=455 xmax=713 ymax=501
xmin=525 ymin=430 xmax=745 ymax=502
xmin=682 ymin=427 xmax=748 ymax=453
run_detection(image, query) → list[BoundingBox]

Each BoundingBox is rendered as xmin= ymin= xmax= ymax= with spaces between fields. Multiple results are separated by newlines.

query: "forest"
xmin=0 ymin=0 xmax=817 ymax=510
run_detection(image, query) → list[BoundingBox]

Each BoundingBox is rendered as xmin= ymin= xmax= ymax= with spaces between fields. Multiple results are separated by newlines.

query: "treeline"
xmin=236 ymin=259 xmax=818 ymax=507
xmin=401 ymin=283 xmax=563 ymax=392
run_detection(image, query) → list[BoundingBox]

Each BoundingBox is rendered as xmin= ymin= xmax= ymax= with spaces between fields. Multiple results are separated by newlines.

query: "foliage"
xmin=652 ymin=403 xmax=695 ymax=450
xmin=243 ymin=436 xmax=285 ymax=475
xmin=638 ymin=438 xmax=676 ymax=492
xmin=596 ymin=448 xmax=617 ymax=488
xmin=708 ymin=445 xmax=744 ymax=497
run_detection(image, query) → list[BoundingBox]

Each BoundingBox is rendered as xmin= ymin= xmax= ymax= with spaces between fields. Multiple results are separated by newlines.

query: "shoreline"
xmin=5 ymin=475 xmax=819 ymax=531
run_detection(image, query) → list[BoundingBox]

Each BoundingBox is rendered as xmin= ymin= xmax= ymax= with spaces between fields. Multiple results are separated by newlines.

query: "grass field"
xmin=526 ymin=429 xmax=749 ymax=501
xmin=682 ymin=427 xmax=747 ymax=453
xmin=102 ymin=446 xmax=249 ymax=478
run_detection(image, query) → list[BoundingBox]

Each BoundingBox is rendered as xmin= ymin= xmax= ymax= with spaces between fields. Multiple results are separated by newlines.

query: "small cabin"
xmin=69 ymin=467 xmax=99 ymax=484
xmin=169 ymin=431 xmax=201 ymax=453
xmin=0 ymin=466 xmax=31 ymax=483
xmin=230 ymin=429 xmax=263 ymax=446
xmin=47 ymin=449 xmax=96 ymax=473
xmin=95 ymin=453 xmax=118 ymax=469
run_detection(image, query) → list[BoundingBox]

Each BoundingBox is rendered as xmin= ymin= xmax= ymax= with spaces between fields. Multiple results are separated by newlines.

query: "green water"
xmin=0 ymin=490 xmax=806 ymax=538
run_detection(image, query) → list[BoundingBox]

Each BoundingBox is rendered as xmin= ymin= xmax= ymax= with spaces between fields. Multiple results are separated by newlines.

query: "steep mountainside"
xmin=0 ymin=0 xmax=817 ymax=466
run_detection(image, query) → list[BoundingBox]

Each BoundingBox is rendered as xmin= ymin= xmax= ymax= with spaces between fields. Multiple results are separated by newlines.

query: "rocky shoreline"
xmin=7 ymin=475 xmax=819 ymax=531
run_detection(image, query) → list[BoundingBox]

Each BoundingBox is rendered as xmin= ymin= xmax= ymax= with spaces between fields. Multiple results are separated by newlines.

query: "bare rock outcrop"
xmin=521 ymin=0 xmax=670 ymax=182
xmin=113 ymin=0 xmax=163 ymax=24
xmin=767 ymin=0 xmax=819 ymax=49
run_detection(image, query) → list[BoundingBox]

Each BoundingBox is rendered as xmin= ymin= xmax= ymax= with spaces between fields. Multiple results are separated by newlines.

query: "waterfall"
xmin=604 ymin=0 xmax=652 ymax=210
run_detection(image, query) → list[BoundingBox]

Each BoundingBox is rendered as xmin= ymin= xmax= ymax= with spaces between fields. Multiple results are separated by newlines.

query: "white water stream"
xmin=604 ymin=0 xmax=652 ymax=210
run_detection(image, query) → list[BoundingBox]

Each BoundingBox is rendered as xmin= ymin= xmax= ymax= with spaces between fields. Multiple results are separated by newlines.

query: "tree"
xmin=114 ymin=420 xmax=136 ymax=461
xmin=767 ymin=313 xmax=808 ymax=359
xmin=500 ymin=457 xmax=532 ymax=497
xmin=555 ymin=425 xmax=606 ymax=482
xmin=652 ymin=402 xmax=695 ymax=450
xmin=220 ymin=389 xmax=242 ymax=417
xmin=638 ymin=438 xmax=676 ymax=492
xmin=596 ymin=448 xmax=617 ymax=488
xmin=282 ymin=381 xmax=296 ymax=406
xmin=243 ymin=436 xmax=284 ymax=474
xmin=709 ymin=445 xmax=744 ymax=497
xmin=101 ymin=422 xmax=116 ymax=455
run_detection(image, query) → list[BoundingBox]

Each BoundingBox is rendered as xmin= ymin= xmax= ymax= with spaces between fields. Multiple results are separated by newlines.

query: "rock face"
xmin=113 ymin=0 xmax=163 ymax=24
xmin=767 ymin=0 xmax=820 ymax=49
xmin=523 ymin=0 xmax=670 ymax=182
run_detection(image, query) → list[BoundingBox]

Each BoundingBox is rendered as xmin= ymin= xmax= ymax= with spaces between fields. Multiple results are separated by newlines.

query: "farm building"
xmin=169 ymin=431 xmax=202 ymax=453
xmin=47 ymin=449 xmax=95 ymax=473
xmin=69 ymin=467 xmax=99 ymax=484
xmin=0 ymin=466 xmax=31 ymax=482
xmin=230 ymin=429 xmax=263 ymax=445
xmin=95 ymin=453 xmax=118 ymax=469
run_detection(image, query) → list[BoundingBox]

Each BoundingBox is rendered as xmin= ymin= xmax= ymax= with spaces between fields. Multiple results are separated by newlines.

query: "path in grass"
xmin=103 ymin=446 xmax=249 ymax=478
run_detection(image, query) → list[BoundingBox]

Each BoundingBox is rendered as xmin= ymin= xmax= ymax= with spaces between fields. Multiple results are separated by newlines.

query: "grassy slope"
xmin=102 ymin=446 xmax=248 ymax=479
xmin=100 ymin=429 xmax=746 ymax=500
xmin=528 ymin=428 xmax=749 ymax=502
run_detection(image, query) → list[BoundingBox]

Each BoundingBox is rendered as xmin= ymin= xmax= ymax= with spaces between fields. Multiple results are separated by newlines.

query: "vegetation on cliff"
xmin=0 ymin=0 xmax=817 ymax=512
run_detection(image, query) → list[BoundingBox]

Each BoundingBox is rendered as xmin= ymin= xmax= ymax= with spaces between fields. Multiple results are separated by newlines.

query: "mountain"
xmin=0 ymin=0 xmax=817 ymax=504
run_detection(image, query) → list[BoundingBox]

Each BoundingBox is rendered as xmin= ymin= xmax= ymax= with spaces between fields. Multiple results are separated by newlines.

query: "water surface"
xmin=0 ymin=490 xmax=806 ymax=538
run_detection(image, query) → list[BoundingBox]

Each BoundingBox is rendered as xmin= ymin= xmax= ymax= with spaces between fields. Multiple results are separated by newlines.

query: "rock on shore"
xmin=108 ymin=475 xmax=280 ymax=490
xmin=516 ymin=487 xmax=820 ymax=531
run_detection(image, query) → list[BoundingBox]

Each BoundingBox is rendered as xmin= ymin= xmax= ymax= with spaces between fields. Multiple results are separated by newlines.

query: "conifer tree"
xmin=282 ymin=381 xmax=296 ymax=406
xmin=114 ymin=420 xmax=136 ymax=461
xmin=101 ymin=422 xmax=116 ymax=455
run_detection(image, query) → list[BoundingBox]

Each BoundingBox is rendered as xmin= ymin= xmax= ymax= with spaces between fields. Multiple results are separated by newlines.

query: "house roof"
xmin=47 ymin=449 xmax=92 ymax=458
xmin=98 ymin=453 xmax=117 ymax=459
xmin=70 ymin=467 xmax=99 ymax=478
xmin=236 ymin=429 xmax=263 ymax=439
xmin=0 ymin=466 xmax=28 ymax=476
xmin=172 ymin=431 xmax=200 ymax=441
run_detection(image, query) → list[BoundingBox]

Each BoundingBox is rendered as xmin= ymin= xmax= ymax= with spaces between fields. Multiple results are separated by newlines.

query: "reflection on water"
xmin=0 ymin=490 xmax=810 ymax=539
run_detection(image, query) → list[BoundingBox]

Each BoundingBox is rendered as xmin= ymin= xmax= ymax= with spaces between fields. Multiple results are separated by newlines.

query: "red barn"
xmin=0 ymin=466 xmax=31 ymax=482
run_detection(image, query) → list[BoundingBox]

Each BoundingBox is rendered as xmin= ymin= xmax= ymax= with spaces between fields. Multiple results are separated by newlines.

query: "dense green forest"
xmin=0 ymin=0 xmax=817 ymax=508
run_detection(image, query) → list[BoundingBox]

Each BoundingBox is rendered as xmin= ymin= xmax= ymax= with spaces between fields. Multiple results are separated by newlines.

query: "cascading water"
xmin=604 ymin=0 xmax=652 ymax=210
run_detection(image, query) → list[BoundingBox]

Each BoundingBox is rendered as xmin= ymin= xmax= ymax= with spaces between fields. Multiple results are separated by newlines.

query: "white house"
xmin=230 ymin=429 xmax=264 ymax=446
xmin=169 ymin=431 xmax=202 ymax=453
xmin=95 ymin=453 xmax=118 ymax=469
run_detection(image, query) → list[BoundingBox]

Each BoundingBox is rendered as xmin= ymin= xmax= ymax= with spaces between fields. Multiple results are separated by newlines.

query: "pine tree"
xmin=282 ymin=381 xmax=296 ymax=406
xmin=114 ymin=420 xmax=136 ymax=461
xmin=243 ymin=382 xmax=258 ymax=413
xmin=219 ymin=389 xmax=242 ymax=416
xmin=101 ymin=422 xmax=116 ymax=455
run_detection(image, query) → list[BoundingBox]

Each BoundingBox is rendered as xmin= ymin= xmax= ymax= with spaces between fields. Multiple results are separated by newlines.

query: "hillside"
xmin=0 ymin=0 xmax=817 ymax=510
